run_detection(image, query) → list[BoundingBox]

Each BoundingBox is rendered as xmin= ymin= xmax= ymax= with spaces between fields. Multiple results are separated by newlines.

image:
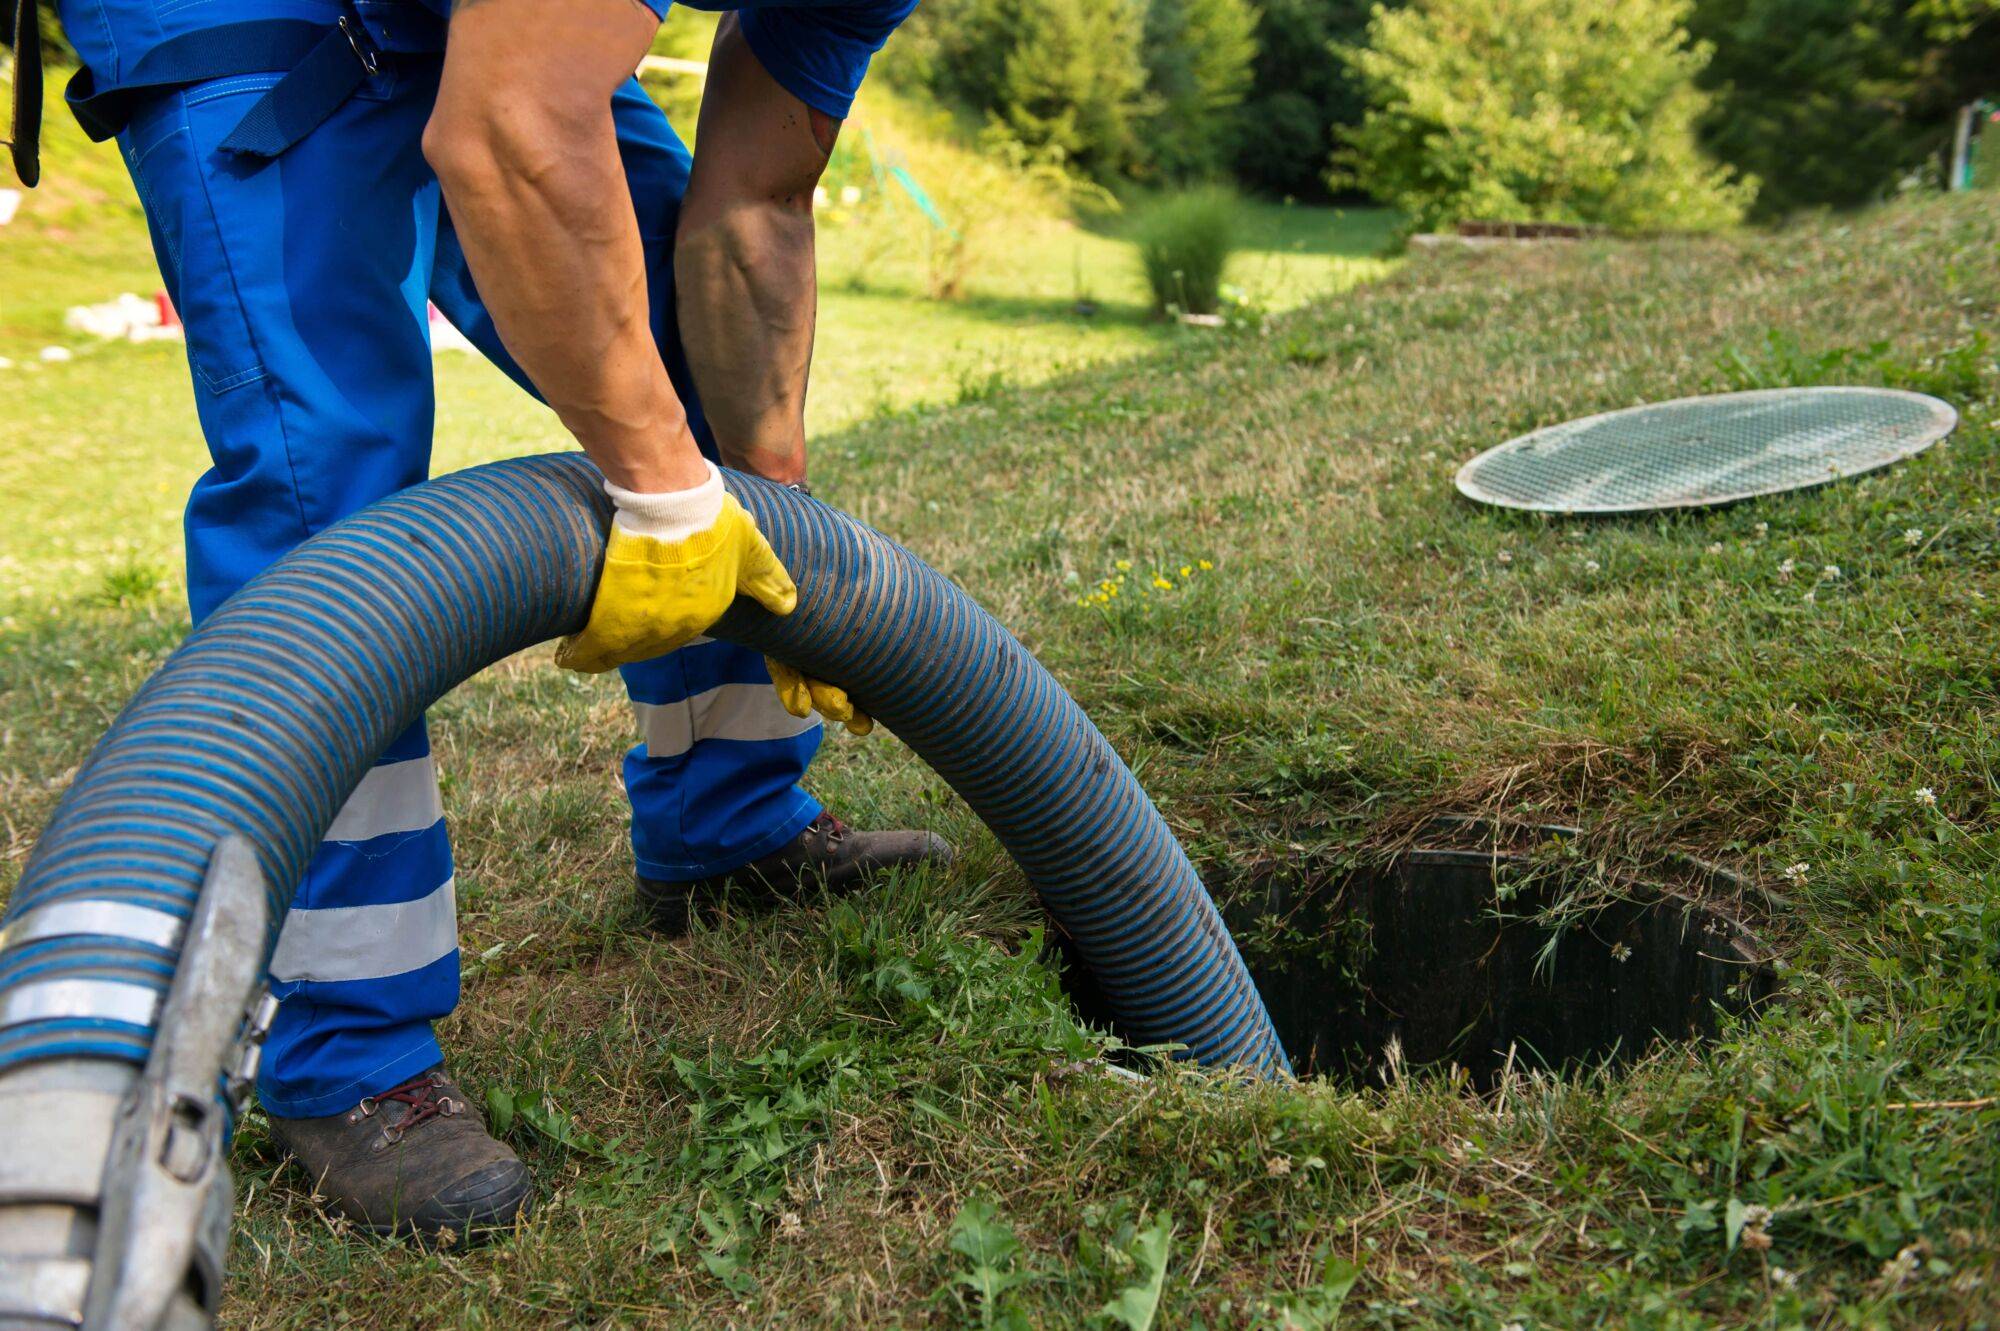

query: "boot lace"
xmin=359 ymin=1070 xmax=462 ymax=1144
xmin=809 ymin=811 xmax=849 ymax=844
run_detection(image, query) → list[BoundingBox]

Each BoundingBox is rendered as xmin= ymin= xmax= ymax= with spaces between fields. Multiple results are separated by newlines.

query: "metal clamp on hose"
xmin=73 ymin=836 xmax=271 ymax=1331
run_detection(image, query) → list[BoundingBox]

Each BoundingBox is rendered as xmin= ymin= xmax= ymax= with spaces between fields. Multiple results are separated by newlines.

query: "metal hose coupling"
xmin=0 ymin=838 xmax=274 ymax=1330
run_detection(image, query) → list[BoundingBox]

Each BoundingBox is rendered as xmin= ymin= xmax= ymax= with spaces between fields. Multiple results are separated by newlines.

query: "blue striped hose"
xmin=0 ymin=453 xmax=1288 ymax=1078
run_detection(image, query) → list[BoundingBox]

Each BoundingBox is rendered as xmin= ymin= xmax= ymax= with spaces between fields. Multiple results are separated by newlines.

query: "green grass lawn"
xmin=0 ymin=87 xmax=1392 ymax=613
xmin=4 ymin=100 xmax=2000 ymax=1330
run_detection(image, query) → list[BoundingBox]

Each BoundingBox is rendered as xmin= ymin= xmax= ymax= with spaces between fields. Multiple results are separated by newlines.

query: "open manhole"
xmin=1061 ymin=824 xmax=1776 ymax=1086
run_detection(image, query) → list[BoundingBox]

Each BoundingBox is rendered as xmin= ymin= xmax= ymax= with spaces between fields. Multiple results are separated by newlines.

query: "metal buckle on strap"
xmin=338 ymin=15 xmax=381 ymax=76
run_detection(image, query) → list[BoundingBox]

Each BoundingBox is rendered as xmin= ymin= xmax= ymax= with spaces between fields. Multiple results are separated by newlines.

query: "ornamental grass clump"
xmin=1132 ymin=187 xmax=1241 ymax=316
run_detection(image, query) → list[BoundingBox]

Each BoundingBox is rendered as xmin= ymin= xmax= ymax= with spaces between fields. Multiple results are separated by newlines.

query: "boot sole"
xmin=351 ymin=1164 xmax=536 ymax=1244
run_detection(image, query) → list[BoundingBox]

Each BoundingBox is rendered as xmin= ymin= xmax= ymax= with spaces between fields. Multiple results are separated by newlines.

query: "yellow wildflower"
xmin=1152 ymin=576 xmax=1174 ymax=591
xmin=1198 ymin=559 xmax=1214 ymax=571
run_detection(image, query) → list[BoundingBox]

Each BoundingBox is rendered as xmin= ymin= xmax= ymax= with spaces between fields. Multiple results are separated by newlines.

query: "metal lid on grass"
xmin=1455 ymin=387 xmax=1958 ymax=514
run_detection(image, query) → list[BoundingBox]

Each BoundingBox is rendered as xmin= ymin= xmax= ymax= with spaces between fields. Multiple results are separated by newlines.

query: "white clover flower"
xmin=1803 ymin=590 xmax=1817 ymax=605
xmin=1782 ymin=861 xmax=1810 ymax=884
xmin=1611 ymin=942 xmax=1633 ymax=963
xmin=1707 ymin=542 xmax=1725 ymax=556
xmin=1904 ymin=528 xmax=1924 ymax=547
xmin=1770 ymin=1266 xmax=1799 ymax=1290
xmin=1584 ymin=559 xmax=1601 ymax=573
xmin=1879 ymin=1245 xmax=1922 ymax=1289
xmin=1778 ymin=558 xmax=1796 ymax=582
xmin=1755 ymin=522 xmax=1770 ymax=537
xmin=1822 ymin=564 xmax=1842 ymax=580
xmin=1496 ymin=550 xmax=1513 ymax=564
xmin=1913 ymin=787 xmax=1937 ymax=807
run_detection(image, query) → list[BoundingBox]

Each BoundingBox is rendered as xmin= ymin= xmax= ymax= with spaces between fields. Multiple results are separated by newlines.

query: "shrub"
xmin=1232 ymin=0 xmax=1381 ymax=200
xmin=1137 ymin=0 xmax=1260 ymax=181
xmin=1132 ymin=187 xmax=1240 ymax=315
xmin=1334 ymin=0 xmax=1756 ymax=234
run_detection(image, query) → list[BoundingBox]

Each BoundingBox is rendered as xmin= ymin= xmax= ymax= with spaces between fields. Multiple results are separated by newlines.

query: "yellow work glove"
xmin=767 ymin=659 xmax=873 ymax=735
xmin=555 ymin=464 xmax=798 ymax=674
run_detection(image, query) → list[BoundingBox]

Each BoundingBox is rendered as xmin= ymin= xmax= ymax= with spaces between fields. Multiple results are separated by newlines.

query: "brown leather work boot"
xmin=266 ymin=1067 xmax=533 ymax=1241
xmin=637 ymin=810 xmax=952 ymax=936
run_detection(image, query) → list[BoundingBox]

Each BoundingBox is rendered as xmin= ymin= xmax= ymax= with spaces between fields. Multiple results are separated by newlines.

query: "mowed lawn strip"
xmin=2 ymin=183 xmax=1997 ymax=1325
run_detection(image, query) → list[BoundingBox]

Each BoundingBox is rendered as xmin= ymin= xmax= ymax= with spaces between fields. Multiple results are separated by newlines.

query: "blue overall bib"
xmin=55 ymin=0 xmax=915 ymax=1117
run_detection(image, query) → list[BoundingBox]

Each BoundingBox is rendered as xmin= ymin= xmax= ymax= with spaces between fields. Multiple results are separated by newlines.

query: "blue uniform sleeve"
xmin=724 ymin=0 xmax=920 ymax=119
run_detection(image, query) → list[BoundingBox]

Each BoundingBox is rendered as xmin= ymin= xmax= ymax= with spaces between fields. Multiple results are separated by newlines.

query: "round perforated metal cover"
xmin=1455 ymin=387 xmax=1958 ymax=514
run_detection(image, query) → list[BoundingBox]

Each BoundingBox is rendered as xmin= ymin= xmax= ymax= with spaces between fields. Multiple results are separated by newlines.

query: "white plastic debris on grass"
xmin=58 ymin=294 xmax=478 ymax=357
xmin=428 ymin=303 xmax=477 ymax=354
xmin=39 ymin=346 xmax=74 ymax=363
xmin=0 ymin=189 xmax=22 ymax=226
xmin=63 ymin=293 xmax=183 ymax=343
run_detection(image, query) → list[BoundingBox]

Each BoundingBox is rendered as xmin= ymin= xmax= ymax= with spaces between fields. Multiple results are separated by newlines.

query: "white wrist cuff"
xmin=605 ymin=463 xmax=726 ymax=543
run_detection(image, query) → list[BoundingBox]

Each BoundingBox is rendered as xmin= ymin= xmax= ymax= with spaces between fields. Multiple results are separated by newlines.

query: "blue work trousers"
xmin=117 ymin=60 xmax=822 ymax=1118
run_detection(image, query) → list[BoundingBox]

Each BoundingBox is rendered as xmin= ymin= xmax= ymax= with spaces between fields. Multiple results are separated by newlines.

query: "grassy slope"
xmin=4 ymin=80 xmax=2000 ymax=1331
xmin=0 ymin=75 xmax=1392 ymax=611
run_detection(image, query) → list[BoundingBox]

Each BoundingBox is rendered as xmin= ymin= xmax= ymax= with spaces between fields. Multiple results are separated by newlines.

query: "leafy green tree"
xmin=897 ymin=0 xmax=1153 ymax=178
xmin=1138 ymin=0 xmax=1260 ymax=180
xmin=1335 ymin=0 xmax=1755 ymax=232
xmin=995 ymin=0 xmax=1153 ymax=177
xmin=1690 ymin=0 xmax=2000 ymax=216
xmin=1234 ymin=0 xmax=1381 ymax=199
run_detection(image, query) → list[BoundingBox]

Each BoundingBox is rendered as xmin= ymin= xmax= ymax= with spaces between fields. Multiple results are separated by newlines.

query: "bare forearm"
xmin=676 ymin=204 xmax=817 ymax=483
xmin=672 ymin=12 xmax=837 ymax=484
xmin=426 ymin=0 xmax=706 ymax=493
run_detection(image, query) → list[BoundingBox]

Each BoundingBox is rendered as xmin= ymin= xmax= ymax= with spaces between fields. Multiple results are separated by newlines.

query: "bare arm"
xmin=674 ymin=15 xmax=840 ymax=485
xmin=424 ymin=0 xmax=708 ymax=493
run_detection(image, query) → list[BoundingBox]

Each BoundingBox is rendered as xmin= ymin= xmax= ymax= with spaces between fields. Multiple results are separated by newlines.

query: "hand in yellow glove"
xmin=767 ymin=659 xmax=873 ymax=735
xmin=555 ymin=464 xmax=798 ymax=674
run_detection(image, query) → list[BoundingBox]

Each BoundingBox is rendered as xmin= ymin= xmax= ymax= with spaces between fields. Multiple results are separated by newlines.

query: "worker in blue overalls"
xmin=18 ymin=0 xmax=942 ymax=1238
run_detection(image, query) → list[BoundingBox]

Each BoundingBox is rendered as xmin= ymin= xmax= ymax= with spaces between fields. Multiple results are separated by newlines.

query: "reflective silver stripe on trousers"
xmin=0 ymin=900 xmax=187 ymax=953
xmin=266 ymin=877 xmax=458 ymax=985
xmin=0 ymin=979 xmax=162 ymax=1030
xmin=323 ymin=753 xmax=444 ymax=842
xmin=632 ymin=681 xmax=819 ymax=759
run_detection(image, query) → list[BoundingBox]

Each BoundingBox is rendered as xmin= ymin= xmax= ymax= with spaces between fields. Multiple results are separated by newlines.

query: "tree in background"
xmin=894 ymin=0 xmax=1153 ymax=179
xmin=1335 ymin=0 xmax=1755 ymax=232
xmin=1233 ymin=0 xmax=1380 ymax=199
xmin=996 ymin=0 xmax=1154 ymax=177
xmin=1138 ymin=0 xmax=1259 ymax=180
xmin=1690 ymin=0 xmax=2000 ymax=216
xmin=892 ymin=0 xmax=1261 ymax=182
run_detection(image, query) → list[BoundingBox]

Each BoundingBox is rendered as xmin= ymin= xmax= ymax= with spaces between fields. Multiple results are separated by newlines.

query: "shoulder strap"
xmin=6 ymin=0 xmax=43 ymax=187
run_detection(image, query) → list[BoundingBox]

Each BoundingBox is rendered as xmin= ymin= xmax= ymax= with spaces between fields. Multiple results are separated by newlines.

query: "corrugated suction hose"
xmin=0 ymin=453 xmax=1288 ymax=1078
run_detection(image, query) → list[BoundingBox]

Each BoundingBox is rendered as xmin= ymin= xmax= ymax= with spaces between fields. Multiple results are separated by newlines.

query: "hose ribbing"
xmin=0 ymin=454 xmax=1287 ymax=1076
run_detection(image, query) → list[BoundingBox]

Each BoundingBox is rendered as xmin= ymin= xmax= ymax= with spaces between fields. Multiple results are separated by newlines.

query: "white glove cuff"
xmin=605 ymin=462 xmax=725 ymax=543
